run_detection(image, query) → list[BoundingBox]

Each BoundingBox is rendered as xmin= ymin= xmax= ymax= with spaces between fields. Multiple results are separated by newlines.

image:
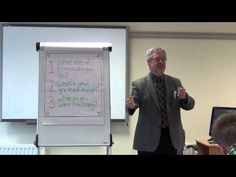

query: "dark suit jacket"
xmin=127 ymin=73 xmax=195 ymax=152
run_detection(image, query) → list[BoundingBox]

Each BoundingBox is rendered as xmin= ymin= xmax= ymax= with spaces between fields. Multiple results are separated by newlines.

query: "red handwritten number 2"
xmin=49 ymin=80 xmax=54 ymax=92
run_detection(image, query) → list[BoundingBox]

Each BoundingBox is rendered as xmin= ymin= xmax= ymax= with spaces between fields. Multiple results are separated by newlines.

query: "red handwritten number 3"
xmin=49 ymin=96 xmax=56 ymax=108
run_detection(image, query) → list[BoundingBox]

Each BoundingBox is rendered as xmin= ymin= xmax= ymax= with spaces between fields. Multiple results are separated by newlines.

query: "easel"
xmin=36 ymin=42 xmax=112 ymax=155
xmin=34 ymin=134 xmax=41 ymax=155
xmin=106 ymin=134 xmax=114 ymax=155
xmin=35 ymin=133 xmax=113 ymax=155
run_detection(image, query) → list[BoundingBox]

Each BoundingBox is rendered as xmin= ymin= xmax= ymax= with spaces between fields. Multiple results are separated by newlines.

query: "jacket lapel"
xmin=165 ymin=75 xmax=174 ymax=119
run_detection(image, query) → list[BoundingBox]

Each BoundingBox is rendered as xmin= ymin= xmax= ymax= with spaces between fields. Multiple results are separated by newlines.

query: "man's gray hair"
xmin=146 ymin=47 xmax=166 ymax=61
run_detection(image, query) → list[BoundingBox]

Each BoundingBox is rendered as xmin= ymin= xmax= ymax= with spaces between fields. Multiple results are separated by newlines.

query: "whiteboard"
xmin=0 ymin=24 xmax=128 ymax=121
xmin=37 ymin=43 xmax=111 ymax=146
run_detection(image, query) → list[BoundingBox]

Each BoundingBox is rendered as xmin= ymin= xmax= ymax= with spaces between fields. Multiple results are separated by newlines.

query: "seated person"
xmin=212 ymin=112 xmax=236 ymax=155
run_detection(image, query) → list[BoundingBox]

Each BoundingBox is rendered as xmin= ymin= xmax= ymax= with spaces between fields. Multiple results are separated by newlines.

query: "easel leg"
xmin=106 ymin=146 xmax=112 ymax=155
xmin=37 ymin=147 xmax=41 ymax=155
xmin=106 ymin=133 xmax=113 ymax=155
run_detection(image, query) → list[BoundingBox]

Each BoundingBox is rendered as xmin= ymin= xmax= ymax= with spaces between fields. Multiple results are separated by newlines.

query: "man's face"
xmin=147 ymin=51 xmax=166 ymax=76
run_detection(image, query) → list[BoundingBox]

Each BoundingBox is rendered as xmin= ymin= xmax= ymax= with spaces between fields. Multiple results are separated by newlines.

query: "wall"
xmin=130 ymin=37 xmax=236 ymax=146
xmin=1 ymin=22 xmax=236 ymax=154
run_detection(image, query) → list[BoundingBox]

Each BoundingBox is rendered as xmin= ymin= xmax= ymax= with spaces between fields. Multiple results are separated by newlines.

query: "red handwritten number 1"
xmin=49 ymin=60 xmax=54 ymax=73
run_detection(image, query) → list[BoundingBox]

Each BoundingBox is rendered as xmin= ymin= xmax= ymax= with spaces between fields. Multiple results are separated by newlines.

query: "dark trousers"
xmin=138 ymin=128 xmax=177 ymax=155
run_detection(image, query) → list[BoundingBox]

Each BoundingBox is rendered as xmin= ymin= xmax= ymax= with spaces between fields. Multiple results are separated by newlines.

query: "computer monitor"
xmin=209 ymin=106 xmax=236 ymax=137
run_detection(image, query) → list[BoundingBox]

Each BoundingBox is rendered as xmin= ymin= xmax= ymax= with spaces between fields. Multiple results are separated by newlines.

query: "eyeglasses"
xmin=151 ymin=58 xmax=167 ymax=63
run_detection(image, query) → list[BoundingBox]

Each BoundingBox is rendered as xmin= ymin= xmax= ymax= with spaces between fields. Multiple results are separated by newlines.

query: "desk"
xmin=196 ymin=139 xmax=221 ymax=155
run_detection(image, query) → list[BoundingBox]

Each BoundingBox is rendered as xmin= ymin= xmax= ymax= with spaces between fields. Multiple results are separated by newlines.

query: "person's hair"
xmin=212 ymin=112 xmax=236 ymax=147
xmin=146 ymin=47 xmax=166 ymax=61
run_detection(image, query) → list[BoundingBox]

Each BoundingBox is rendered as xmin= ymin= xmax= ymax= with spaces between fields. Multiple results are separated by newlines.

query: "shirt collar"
xmin=150 ymin=72 xmax=165 ymax=82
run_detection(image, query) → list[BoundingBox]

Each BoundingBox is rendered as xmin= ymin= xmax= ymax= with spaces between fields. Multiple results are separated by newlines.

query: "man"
xmin=212 ymin=112 xmax=236 ymax=155
xmin=126 ymin=47 xmax=195 ymax=155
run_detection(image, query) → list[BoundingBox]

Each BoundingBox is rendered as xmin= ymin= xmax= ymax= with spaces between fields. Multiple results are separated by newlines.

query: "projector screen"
xmin=0 ymin=24 xmax=128 ymax=121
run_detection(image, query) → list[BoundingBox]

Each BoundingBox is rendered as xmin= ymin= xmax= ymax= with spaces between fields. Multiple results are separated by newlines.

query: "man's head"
xmin=146 ymin=47 xmax=167 ymax=76
xmin=212 ymin=112 xmax=236 ymax=153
